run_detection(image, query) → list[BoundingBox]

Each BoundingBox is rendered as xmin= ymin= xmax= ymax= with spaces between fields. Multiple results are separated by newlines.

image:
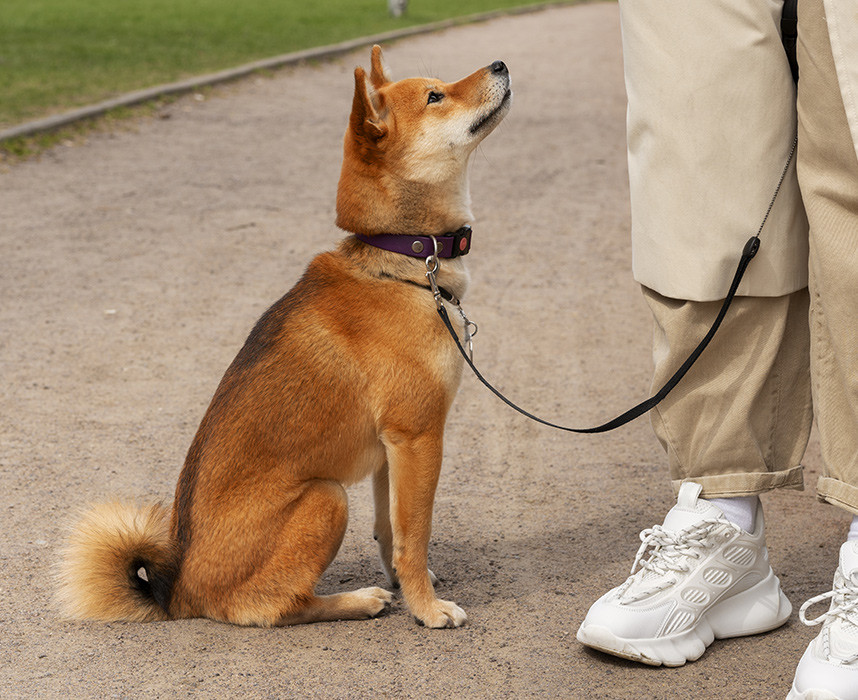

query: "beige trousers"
xmin=639 ymin=0 xmax=858 ymax=515
xmin=618 ymin=0 xmax=808 ymax=301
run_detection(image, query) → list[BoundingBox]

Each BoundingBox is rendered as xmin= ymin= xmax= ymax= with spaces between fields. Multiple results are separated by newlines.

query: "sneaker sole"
xmin=576 ymin=570 xmax=792 ymax=667
xmin=786 ymin=685 xmax=842 ymax=700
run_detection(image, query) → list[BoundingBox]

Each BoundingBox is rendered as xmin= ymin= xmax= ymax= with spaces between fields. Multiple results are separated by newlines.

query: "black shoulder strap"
xmin=782 ymin=0 xmax=799 ymax=83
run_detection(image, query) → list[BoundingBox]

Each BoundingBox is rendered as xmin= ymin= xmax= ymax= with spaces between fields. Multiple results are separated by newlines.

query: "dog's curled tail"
xmin=56 ymin=502 xmax=177 ymax=622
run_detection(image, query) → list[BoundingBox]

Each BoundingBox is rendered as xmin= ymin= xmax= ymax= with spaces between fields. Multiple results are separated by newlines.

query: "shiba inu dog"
xmin=57 ymin=45 xmax=511 ymax=629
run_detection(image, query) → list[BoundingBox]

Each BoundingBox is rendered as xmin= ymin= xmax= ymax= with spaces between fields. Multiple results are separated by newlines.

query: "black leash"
xmin=431 ymin=136 xmax=798 ymax=434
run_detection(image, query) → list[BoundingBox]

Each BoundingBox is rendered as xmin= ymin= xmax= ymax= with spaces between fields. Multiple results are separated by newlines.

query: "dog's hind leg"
xmin=278 ymin=587 xmax=393 ymax=625
xmin=215 ymin=479 xmax=391 ymax=626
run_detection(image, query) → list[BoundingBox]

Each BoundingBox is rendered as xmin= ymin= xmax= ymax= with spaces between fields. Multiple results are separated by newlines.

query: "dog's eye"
xmin=427 ymin=91 xmax=444 ymax=105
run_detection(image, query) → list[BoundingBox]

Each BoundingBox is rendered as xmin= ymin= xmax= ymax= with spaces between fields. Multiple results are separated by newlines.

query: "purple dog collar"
xmin=354 ymin=226 xmax=472 ymax=259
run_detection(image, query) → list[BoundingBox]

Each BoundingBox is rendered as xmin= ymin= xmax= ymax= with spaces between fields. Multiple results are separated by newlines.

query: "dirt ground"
xmin=0 ymin=3 xmax=850 ymax=698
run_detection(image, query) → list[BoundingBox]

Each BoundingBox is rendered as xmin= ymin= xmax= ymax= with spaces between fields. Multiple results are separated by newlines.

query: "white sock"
xmin=708 ymin=495 xmax=759 ymax=533
xmin=848 ymin=515 xmax=858 ymax=542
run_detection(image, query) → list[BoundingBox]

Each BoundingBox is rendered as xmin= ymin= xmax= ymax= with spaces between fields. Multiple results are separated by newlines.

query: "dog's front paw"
xmin=414 ymin=599 xmax=467 ymax=628
xmin=356 ymin=587 xmax=394 ymax=618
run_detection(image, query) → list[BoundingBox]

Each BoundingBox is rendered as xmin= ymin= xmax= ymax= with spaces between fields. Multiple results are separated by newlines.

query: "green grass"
xmin=0 ymin=0 xmax=561 ymax=130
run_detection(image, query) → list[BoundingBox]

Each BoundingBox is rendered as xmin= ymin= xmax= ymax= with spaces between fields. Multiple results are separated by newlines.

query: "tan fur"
xmin=57 ymin=46 xmax=511 ymax=629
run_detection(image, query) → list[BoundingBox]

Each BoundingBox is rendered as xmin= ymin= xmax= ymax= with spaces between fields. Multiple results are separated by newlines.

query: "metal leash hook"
xmin=424 ymin=236 xmax=443 ymax=309
xmin=459 ymin=306 xmax=478 ymax=361
xmin=425 ymin=235 xmax=477 ymax=361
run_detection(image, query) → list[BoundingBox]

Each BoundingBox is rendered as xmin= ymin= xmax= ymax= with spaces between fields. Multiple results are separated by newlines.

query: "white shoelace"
xmin=618 ymin=519 xmax=741 ymax=602
xmin=799 ymin=573 xmax=858 ymax=664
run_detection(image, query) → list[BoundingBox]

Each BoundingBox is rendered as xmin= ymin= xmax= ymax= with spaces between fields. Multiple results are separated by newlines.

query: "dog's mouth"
xmin=469 ymin=88 xmax=512 ymax=135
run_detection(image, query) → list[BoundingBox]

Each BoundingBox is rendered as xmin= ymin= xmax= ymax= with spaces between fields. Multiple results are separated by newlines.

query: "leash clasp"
xmin=425 ymin=235 xmax=444 ymax=310
xmin=426 ymin=235 xmax=477 ymax=361
xmin=459 ymin=307 xmax=478 ymax=361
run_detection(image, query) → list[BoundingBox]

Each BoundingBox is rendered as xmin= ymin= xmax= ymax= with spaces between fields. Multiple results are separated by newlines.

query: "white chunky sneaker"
xmin=786 ymin=541 xmax=858 ymax=700
xmin=577 ymin=481 xmax=792 ymax=667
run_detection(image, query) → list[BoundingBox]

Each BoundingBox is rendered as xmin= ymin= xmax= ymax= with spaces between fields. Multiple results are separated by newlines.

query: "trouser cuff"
xmin=817 ymin=476 xmax=858 ymax=516
xmin=671 ymin=465 xmax=804 ymax=499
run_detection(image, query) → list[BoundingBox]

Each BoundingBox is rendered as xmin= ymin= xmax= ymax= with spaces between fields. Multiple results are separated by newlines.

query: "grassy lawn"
xmin=0 ymin=0 xmax=561 ymax=129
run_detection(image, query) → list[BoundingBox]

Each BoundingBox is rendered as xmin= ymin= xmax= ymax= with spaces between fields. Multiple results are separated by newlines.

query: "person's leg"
xmin=577 ymin=245 xmax=813 ymax=670
xmin=578 ymin=0 xmax=812 ymax=667
xmin=800 ymin=14 xmax=858 ymax=520
xmin=623 ymin=0 xmax=814 ymax=502
xmin=787 ymin=0 xmax=858 ymax=697
xmin=646 ymin=287 xmax=811 ymax=500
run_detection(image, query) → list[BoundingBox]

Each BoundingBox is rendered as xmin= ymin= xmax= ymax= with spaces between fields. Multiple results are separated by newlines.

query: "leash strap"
xmin=434 ymin=136 xmax=797 ymax=434
xmin=437 ymin=235 xmax=758 ymax=433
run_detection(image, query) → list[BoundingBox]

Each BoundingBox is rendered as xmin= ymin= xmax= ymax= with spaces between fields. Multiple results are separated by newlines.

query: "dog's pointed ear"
xmin=369 ymin=45 xmax=392 ymax=89
xmin=350 ymin=66 xmax=387 ymax=143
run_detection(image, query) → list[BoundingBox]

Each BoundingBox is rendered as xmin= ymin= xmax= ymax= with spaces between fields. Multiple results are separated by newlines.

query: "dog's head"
xmin=336 ymin=45 xmax=511 ymax=236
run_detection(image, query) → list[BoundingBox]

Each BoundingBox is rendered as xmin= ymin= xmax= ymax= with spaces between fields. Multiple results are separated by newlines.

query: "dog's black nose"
xmin=491 ymin=60 xmax=508 ymax=75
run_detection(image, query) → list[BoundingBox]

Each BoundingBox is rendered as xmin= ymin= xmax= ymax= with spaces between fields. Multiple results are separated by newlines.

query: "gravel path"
xmin=0 ymin=3 xmax=846 ymax=697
